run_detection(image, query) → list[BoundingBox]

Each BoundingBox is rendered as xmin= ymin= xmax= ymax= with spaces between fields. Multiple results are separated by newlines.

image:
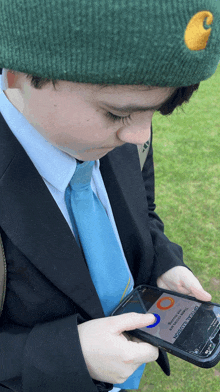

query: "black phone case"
xmin=111 ymin=284 xmax=220 ymax=368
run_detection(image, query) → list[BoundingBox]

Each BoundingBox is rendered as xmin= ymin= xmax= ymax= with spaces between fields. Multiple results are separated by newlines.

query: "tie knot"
xmin=69 ymin=160 xmax=95 ymax=190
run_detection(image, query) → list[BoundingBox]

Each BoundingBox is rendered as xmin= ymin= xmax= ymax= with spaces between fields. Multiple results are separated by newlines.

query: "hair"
xmin=11 ymin=70 xmax=200 ymax=116
xmin=159 ymin=84 xmax=200 ymax=116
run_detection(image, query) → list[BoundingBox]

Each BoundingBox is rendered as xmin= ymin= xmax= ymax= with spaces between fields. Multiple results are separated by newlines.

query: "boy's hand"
xmin=77 ymin=313 xmax=158 ymax=384
xmin=157 ymin=266 xmax=212 ymax=302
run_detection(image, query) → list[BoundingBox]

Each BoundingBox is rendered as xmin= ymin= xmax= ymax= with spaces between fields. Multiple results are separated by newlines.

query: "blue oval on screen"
xmin=146 ymin=313 xmax=161 ymax=328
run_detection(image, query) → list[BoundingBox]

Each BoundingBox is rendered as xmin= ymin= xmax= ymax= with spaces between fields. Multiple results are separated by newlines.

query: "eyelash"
xmin=105 ymin=112 xmax=132 ymax=125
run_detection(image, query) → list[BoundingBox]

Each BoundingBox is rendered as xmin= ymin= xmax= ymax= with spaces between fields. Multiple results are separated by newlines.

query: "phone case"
xmin=111 ymin=285 xmax=220 ymax=368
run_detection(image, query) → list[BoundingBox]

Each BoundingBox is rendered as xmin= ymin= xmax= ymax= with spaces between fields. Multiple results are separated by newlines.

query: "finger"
xmin=156 ymin=278 xmax=170 ymax=290
xmin=111 ymin=313 xmax=156 ymax=335
xmin=129 ymin=336 xmax=143 ymax=344
xmin=123 ymin=332 xmax=133 ymax=341
xmin=123 ymin=332 xmax=142 ymax=343
xmin=158 ymin=273 xmax=212 ymax=301
xmin=130 ymin=340 xmax=159 ymax=363
xmin=188 ymin=285 xmax=212 ymax=302
xmin=178 ymin=272 xmax=212 ymax=301
xmin=122 ymin=328 xmax=159 ymax=363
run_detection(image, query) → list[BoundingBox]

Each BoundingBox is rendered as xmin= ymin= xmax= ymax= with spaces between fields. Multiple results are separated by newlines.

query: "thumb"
xmin=110 ymin=312 xmax=156 ymax=335
xmin=181 ymin=271 xmax=212 ymax=301
xmin=189 ymin=284 xmax=212 ymax=302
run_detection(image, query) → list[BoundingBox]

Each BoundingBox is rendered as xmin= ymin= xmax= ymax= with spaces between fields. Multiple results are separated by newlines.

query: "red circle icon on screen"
xmin=156 ymin=297 xmax=175 ymax=310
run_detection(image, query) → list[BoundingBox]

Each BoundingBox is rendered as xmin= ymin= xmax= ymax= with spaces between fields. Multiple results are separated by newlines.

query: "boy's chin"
xmin=59 ymin=146 xmax=113 ymax=161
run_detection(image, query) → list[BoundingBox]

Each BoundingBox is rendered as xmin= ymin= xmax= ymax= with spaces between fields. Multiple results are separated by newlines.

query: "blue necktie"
xmin=65 ymin=160 xmax=146 ymax=389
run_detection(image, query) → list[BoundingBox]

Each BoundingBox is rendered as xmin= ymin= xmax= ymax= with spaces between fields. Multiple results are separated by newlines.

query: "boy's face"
xmin=5 ymin=72 xmax=175 ymax=161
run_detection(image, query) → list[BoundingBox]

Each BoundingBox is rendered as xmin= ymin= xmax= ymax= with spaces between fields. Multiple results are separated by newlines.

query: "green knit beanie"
xmin=1 ymin=0 xmax=220 ymax=87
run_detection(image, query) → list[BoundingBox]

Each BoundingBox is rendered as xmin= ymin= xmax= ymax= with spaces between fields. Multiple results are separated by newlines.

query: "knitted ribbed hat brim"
xmin=0 ymin=0 xmax=220 ymax=87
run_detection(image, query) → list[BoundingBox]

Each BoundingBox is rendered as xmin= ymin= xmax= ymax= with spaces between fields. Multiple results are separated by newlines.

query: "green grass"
xmin=128 ymin=65 xmax=220 ymax=391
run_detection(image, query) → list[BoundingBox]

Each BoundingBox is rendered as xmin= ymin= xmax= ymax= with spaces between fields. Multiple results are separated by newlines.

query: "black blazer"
xmin=0 ymin=112 xmax=185 ymax=392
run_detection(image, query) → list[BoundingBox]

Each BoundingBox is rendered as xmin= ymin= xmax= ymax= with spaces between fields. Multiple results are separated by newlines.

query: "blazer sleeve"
xmin=0 ymin=311 xmax=112 ymax=392
xmin=142 ymin=125 xmax=187 ymax=285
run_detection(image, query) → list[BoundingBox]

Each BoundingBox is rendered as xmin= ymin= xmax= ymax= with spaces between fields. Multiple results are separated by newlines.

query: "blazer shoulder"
xmin=0 ymin=113 xmax=20 ymax=178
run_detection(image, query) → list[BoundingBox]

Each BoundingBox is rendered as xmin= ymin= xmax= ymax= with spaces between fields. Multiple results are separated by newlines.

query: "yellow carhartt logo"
xmin=185 ymin=11 xmax=214 ymax=51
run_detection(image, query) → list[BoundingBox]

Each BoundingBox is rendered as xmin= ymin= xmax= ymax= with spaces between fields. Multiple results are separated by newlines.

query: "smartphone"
xmin=111 ymin=285 xmax=220 ymax=368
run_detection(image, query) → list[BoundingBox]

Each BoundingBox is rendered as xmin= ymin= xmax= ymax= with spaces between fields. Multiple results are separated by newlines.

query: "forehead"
xmin=98 ymin=84 xmax=160 ymax=91
xmin=96 ymin=84 xmax=174 ymax=93
xmin=49 ymin=80 xmax=176 ymax=108
xmin=95 ymin=83 xmax=176 ymax=98
xmin=92 ymin=83 xmax=176 ymax=106
xmin=24 ymin=77 xmax=176 ymax=110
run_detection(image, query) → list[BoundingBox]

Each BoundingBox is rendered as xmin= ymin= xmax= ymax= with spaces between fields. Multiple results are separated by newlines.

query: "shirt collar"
xmin=0 ymin=75 xmax=100 ymax=192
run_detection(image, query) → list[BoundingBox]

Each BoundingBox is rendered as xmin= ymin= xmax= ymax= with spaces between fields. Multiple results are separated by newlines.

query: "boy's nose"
xmin=118 ymin=123 xmax=151 ymax=146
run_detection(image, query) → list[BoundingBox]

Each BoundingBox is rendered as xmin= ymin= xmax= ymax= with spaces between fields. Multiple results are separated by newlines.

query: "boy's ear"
xmin=7 ymin=70 xmax=19 ymax=89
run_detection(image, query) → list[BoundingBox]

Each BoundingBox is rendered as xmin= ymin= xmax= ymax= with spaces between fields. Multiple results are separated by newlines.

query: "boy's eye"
xmin=105 ymin=112 xmax=132 ymax=125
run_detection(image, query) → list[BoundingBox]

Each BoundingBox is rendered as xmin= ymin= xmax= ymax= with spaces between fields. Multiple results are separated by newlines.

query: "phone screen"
xmin=115 ymin=287 xmax=220 ymax=358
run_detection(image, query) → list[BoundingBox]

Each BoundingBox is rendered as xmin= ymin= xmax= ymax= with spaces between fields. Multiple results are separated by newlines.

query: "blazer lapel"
xmin=0 ymin=113 xmax=152 ymax=321
xmin=0 ymin=114 xmax=105 ymax=319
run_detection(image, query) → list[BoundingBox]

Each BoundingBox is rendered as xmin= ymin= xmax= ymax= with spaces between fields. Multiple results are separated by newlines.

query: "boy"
xmin=0 ymin=1 xmax=219 ymax=391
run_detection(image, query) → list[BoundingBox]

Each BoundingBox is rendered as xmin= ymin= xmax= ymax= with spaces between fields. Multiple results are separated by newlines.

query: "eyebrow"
xmin=100 ymin=102 xmax=165 ymax=113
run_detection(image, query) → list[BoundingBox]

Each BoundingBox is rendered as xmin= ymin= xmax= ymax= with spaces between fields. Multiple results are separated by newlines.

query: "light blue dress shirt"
xmin=0 ymin=72 xmax=138 ymax=391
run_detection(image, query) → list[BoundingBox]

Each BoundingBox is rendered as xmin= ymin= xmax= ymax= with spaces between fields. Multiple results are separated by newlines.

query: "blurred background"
xmin=129 ymin=64 xmax=220 ymax=392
